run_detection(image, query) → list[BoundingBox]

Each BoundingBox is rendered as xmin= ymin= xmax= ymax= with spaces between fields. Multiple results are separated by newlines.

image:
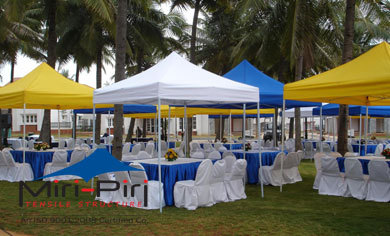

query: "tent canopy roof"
xmin=93 ymin=52 xmax=259 ymax=106
xmin=312 ymin=104 xmax=390 ymax=117
xmin=0 ymin=63 xmax=99 ymax=109
xmin=74 ymin=104 xmax=156 ymax=114
xmin=284 ymin=42 xmax=390 ymax=106
xmin=223 ymin=60 xmax=320 ymax=108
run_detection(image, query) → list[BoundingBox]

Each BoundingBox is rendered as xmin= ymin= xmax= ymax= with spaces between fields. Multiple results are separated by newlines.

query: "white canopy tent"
xmin=93 ymin=52 xmax=259 ymax=212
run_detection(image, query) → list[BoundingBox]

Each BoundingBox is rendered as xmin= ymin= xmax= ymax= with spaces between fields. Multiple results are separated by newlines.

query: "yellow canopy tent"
xmin=0 ymin=62 xmax=107 ymax=109
xmin=284 ymin=42 xmax=390 ymax=106
xmin=125 ymin=106 xmax=274 ymax=118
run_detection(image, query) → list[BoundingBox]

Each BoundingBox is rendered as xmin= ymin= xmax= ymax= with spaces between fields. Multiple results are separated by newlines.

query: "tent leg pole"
xmin=365 ymin=105 xmax=368 ymax=156
xmin=320 ymin=106 xmax=323 ymax=152
xmin=229 ymin=112 xmax=232 ymax=143
xmin=23 ymin=104 xmax=26 ymax=177
xmin=168 ymin=106 xmax=171 ymax=148
xmin=257 ymin=102 xmax=264 ymax=198
xmin=184 ymin=105 xmax=187 ymax=157
xmin=108 ymin=111 xmax=111 ymax=153
xmin=281 ymin=100 xmax=286 ymax=192
xmin=58 ymin=109 xmax=60 ymax=144
xmin=219 ymin=115 xmax=222 ymax=141
xmin=91 ymin=104 xmax=96 ymax=195
xmin=158 ymin=98 xmax=162 ymax=213
xmin=349 ymin=116 xmax=352 ymax=144
xmin=243 ymin=104 xmax=246 ymax=160
xmin=175 ymin=116 xmax=177 ymax=141
xmin=359 ymin=114 xmax=362 ymax=155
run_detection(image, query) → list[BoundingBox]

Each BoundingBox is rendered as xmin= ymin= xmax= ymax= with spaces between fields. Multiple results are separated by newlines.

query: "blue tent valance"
xmin=312 ymin=104 xmax=390 ymax=117
xmin=74 ymin=104 xmax=156 ymax=114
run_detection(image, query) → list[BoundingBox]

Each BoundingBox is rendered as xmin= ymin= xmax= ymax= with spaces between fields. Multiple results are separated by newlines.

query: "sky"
xmin=0 ymin=2 xmax=194 ymax=88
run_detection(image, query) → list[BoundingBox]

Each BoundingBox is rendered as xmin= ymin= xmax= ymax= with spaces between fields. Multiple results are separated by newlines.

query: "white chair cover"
xmin=129 ymin=162 xmax=165 ymax=209
xmin=111 ymin=171 xmax=136 ymax=205
xmin=95 ymin=172 xmax=115 ymax=203
xmin=0 ymin=152 xmax=10 ymax=180
xmin=344 ymin=158 xmax=368 ymax=200
xmin=145 ymin=143 xmax=155 ymax=156
xmin=304 ymin=142 xmax=315 ymax=159
xmin=225 ymin=159 xmax=247 ymax=201
xmin=318 ymin=156 xmax=346 ymax=196
xmin=222 ymin=151 xmax=235 ymax=159
xmin=322 ymin=143 xmax=332 ymax=153
xmin=329 ymin=152 xmax=342 ymax=158
xmin=161 ymin=141 xmax=168 ymax=154
xmin=207 ymin=151 xmax=221 ymax=160
xmin=2 ymin=149 xmax=34 ymax=182
xmin=43 ymin=150 xmax=69 ymax=181
xmin=122 ymin=144 xmax=141 ymax=161
xmin=136 ymin=151 xmax=152 ymax=160
xmin=76 ymin=139 xmax=84 ymax=146
xmin=374 ymin=144 xmax=384 ymax=156
xmin=251 ymin=142 xmax=260 ymax=150
xmin=283 ymin=152 xmax=302 ymax=184
xmin=175 ymin=142 xmax=185 ymax=158
xmin=191 ymin=151 xmax=205 ymax=159
xmin=86 ymin=138 xmax=92 ymax=145
xmin=210 ymin=160 xmax=228 ymax=203
xmin=344 ymin=152 xmax=359 ymax=157
xmin=27 ymin=140 xmax=34 ymax=150
xmin=66 ymin=139 xmax=74 ymax=150
xmin=366 ymin=160 xmax=390 ymax=202
xmin=260 ymin=152 xmax=284 ymax=186
xmin=12 ymin=139 xmax=22 ymax=150
xmin=59 ymin=139 xmax=66 ymax=149
xmin=313 ymin=153 xmax=327 ymax=189
xmin=214 ymin=142 xmax=227 ymax=152
xmin=122 ymin=142 xmax=131 ymax=155
xmin=203 ymin=143 xmax=215 ymax=157
xmin=223 ymin=155 xmax=236 ymax=174
xmin=80 ymin=143 xmax=91 ymax=151
xmin=174 ymin=159 xmax=214 ymax=210
xmin=69 ymin=149 xmax=86 ymax=166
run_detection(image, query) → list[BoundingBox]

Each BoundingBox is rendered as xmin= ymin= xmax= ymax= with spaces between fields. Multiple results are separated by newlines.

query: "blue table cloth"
xmin=11 ymin=150 xmax=73 ymax=179
xmin=351 ymin=144 xmax=377 ymax=156
xmin=124 ymin=159 xmax=212 ymax=206
xmin=232 ymin=151 xmax=282 ymax=184
xmin=336 ymin=157 xmax=390 ymax=175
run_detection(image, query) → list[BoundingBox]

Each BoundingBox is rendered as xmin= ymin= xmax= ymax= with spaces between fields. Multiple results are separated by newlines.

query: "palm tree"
xmin=112 ymin=0 xmax=128 ymax=160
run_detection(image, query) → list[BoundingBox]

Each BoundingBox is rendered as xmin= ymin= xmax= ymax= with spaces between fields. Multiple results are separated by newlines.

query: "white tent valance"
xmin=93 ymin=52 xmax=259 ymax=105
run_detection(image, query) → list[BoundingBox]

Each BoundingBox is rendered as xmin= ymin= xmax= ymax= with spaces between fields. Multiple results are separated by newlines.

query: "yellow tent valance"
xmin=284 ymin=42 xmax=390 ymax=106
xmin=0 ymin=63 xmax=108 ymax=109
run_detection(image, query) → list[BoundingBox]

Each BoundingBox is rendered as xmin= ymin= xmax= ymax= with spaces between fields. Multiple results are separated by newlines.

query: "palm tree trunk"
xmin=94 ymin=47 xmax=102 ymax=144
xmin=142 ymin=119 xmax=146 ymax=137
xmin=125 ymin=118 xmax=135 ymax=142
xmin=73 ymin=64 xmax=79 ymax=139
xmin=289 ymin=118 xmax=294 ymax=139
xmin=186 ymin=0 xmax=201 ymax=149
xmin=40 ymin=0 xmax=57 ymax=145
xmin=112 ymin=0 xmax=127 ymax=160
xmin=337 ymin=0 xmax=356 ymax=156
xmin=294 ymin=53 xmax=304 ymax=151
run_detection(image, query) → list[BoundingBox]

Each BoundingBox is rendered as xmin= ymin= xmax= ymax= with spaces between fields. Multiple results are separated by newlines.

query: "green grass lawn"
xmin=0 ymin=160 xmax=389 ymax=236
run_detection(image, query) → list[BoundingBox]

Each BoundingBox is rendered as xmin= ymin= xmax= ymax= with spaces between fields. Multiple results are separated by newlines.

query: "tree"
xmin=112 ymin=0 xmax=127 ymax=160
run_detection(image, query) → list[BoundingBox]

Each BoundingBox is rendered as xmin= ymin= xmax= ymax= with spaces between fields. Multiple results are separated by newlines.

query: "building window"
xmin=179 ymin=117 xmax=196 ymax=130
xmin=107 ymin=117 xmax=113 ymax=128
xmin=22 ymin=114 xmax=37 ymax=124
xmin=146 ymin=119 xmax=154 ymax=132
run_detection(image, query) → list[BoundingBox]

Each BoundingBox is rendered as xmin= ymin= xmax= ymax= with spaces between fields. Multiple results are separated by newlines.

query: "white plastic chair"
xmin=122 ymin=144 xmax=141 ymax=161
xmin=145 ymin=143 xmax=155 ymax=156
xmin=224 ymin=159 xmax=247 ymax=201
xmin=260 ymin=152 xmax=284 ymax=186
xmin=111 ymin=171 xmax=136 ymax=205
xmin=210 ymin=160 xmax=228 ymax=203
xmin=190 ymin=142 xmax=205 ymax=159
xmin=223 ymin=155 xmax=236 ymax=174
xmin=313 ymin=153 xmax=327 ymax=189
xmin=95 ymin=172 xmax=115 ymax=203
xmin=129 ymin=162 xmax=165 ymax=209
xmin=207 ymin=150 xmax=221 ymax=160
xmin=66 ymin=139 xmax=74 ymax=150
xmin=203 ymin=143 xmax=216 ymax=157
xmin=304 ymin=142 xmax=315 ymax=159
xmin=214 ymin=142 xmax=227 ymax=152
xmin=283 ymin=152 xmax=302 ymax=184
xmin=2 ymin=149 xmax=34 ymax=182
xmin=174 ymin=159 xmax=214 ymax=210
xmin=344 ymin=158 xmax=368 ymax=200
xmin=175 ymin=142 xmax=185 ymax=158
xmin=318 ymin=156 xmax=346 ymax=196
xmin=58 ymin=139 xmax=66 ymax=149
xmin=43 ymin=150 xmax=69 ymax=181
xmin=366 ymin=160 xmax=390 ymax=202
xmin=69 ymin=149 xmax=86 ymax=166
xmin=122 ymin=143 xmax=131 ymax=155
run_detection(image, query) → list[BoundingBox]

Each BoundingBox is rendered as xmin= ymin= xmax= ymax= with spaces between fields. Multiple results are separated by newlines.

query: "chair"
xmin=12 ymin=139 xmax=23 ymax=150
xmin=0 ymin=152 xmax=9 ymax=180
xmin=214 ymin=142 xmax=227 ymax=152
xmin=296 ymin=150 xmax=304 ymax=163
xmin=344 ymin=158 xmax=368 ymax=200
xmin=174 ymin=159 xmax=214 ymax=210
xmin=43 ymin=150 xmax=69 ymax=181
xmin=145 ymin=143 xmax=155 ymax=157
xmin=366 ymin=160 xmax=390 ymax=202
xmin=313 ymin=153 xmax=327 ymax=189
xmin=27 ymin=140 xmax=34 ymax=150
xmin=122 ymin=144 xmax=141 ymax=161
xmin=207 ymin=151 xmax=221 ymax=160
xmin=260 ymin=152 xmax=284 ymax=186
xmin=76 ymin=139 xmax=84 ymax=146
xmin=304 ymin=142 xmax=315 ymax=159
xmin=81 ymin=143 xmax=91 ymax=151
xmin=136 ymin=151 xmax=152 ymax=160
xmin=86 ymin=138 xmax=92 ymax=145
xmin=318 ymin=156 xmax=346 ymax=196
xmin=129 ymin=162 xmax=165 ymax=209
xmin=222 ymin=151 xmax=235 ymax=159
xmin=58 ymin=139 xmax=66 ymax=149
xmin=374 ymin=144 xmax=384 ymax=156
xmin=122 ymin=143 xmax=131 ymax=155
xmin=283 ymin=152 xmax=302 ymax=184
xmin=329 ymin=152 xmax=342 ymax=158
xmin=322 ymin=143 xmax=332 ymax=153
xmin=110 ymin=171 xmax=136 ymax=205
xmin=264 ymin=140 xmax=273 ymax=148
xmin=175 ymin=142 xmax=185 ymax=158
xmin=190 ymin=142 xmax=205 ymax=159
xmin=210 ymin=160 xmax=228 ymax=203
xmin=2 ymin=149 xmax=34 ymax=182
xmin=223 ymin=155 xmax=236 ymax=174
xmin=95 ymin=173 xmax=115 ymax=203
xmin=203 ymin=143 xmax=216 ymax=157
xmin=139 ymin=142 xmax=146 ymax=151
xmin=344 ymin=152 xmax=359 ymax=157
xmin=161 ymin=141 xmax=168 ymax=155
xmin=251 ymin=142 xmax=260 ymax=150
xmin=66 ymin=139 xmax=74 ymax=150
xmin=69 ymin=149 xmax=86 ymax=166
xmin=225 ymin=159 xmax=247 ymax=201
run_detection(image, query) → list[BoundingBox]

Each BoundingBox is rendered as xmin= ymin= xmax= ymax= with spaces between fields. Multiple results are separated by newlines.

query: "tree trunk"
xmin=289 ymin=118 xmax=294 ymax=139
xmin=94 ymin=47 xmax=103 ymax=144
xmin=72 ymin=65 xmax=80 ymax=139
xmin=273 ymin=108 xmax=278 ymax=146
xmin=186 ymin=0 xmax=201 ymax=149
xmin=142 ymin=119 xmax=146 ymax=137
xmin=40 ymin=0 xmax=57 ymax=145
xmin=125 ymin=118 xmax=135 ymax=142
xmin=294 ymin=53 xmax=304 ymax=151
xmin=112 ymin=0 xmax=127 ymax=160
xmin=337 ymin=0 xmax=356 ymax=156
xmin=304 ymin=117 xmax=308 ymax=139
xmin=215 ymin=117 xmax=225 ymax=141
